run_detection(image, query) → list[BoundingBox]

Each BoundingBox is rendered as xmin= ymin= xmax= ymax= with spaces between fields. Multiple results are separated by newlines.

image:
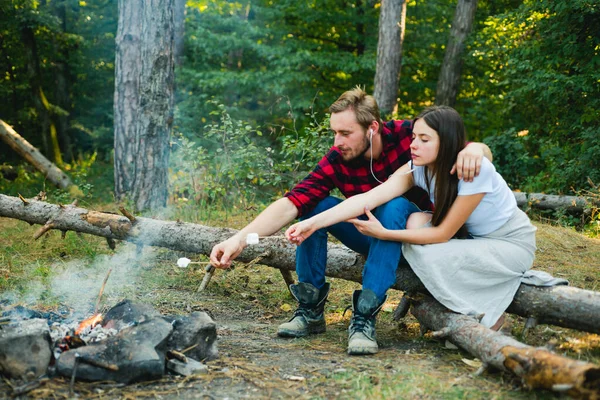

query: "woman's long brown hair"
xmin=415 ymin=106 xmax=469 ymax=238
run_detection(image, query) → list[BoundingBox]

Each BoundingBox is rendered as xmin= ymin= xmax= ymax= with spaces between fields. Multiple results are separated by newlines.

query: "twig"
xmin=198 ymin=266 xmax=216 ymax=292
xmin=33 ymin=221 xmax=55 ymax=240
xmin=94 ymin=268 xmax=112 ymax=315
xmin=11 ymin=378 xmax=48 ymax=395
xmin=106 ymin=237 xmax=116 ymax=250
xmin=181 ymin=343 xmax=199 ymax=354
xmin=18 ymin=193 xmax=29 ymax=205
xmin=78 ymin=355 xmax=119 ymax=371
xmin=119 ymin=206 xmax=136 ymax=223
xmin=70 ymin=355 xmax=80 ymax=396
xmin=167 ymin=350 xmax=188 ymax=363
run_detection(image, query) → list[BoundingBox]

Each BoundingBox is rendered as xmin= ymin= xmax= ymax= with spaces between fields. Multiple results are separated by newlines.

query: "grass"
xmin=1 ymin=194 xmax=599 ymax=399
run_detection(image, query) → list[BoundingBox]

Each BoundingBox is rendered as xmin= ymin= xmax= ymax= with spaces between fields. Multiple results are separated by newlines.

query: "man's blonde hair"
xmin=329 ymin=86 xmax=381 ymax=131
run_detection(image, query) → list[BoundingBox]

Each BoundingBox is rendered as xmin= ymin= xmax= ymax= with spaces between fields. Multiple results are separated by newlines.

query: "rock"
xmin=0 ymin=319 xmax=52 ymax=380
xmin=168 ymin=311 xmax=218 ymax=361
xmin=56 ymin=317 xmax=173 ymax=383
xmin=167 ymin=358 xmax=208 ymax=376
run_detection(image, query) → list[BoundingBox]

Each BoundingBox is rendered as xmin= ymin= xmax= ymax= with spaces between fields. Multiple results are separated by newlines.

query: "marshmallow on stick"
xmin=177 ymin=257 xmax=211 ymax=268
xmin=245 ymin=233 xmax=286 ymax=245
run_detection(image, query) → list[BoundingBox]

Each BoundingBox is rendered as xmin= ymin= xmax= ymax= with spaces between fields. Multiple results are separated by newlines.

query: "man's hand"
xmin=451 ymin=142 xmax=487 ymax=182
xmin=209 ymin=236 xmax=245 ymax=269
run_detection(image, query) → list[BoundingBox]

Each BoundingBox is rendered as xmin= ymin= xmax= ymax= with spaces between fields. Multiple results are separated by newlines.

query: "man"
xmin=210 ymin=87 xmax=492 ymax=355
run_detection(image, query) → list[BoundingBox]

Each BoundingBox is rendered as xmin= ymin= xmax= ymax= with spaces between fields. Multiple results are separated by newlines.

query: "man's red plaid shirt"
xmin=284 ymin=119 xmax=431 ymax=217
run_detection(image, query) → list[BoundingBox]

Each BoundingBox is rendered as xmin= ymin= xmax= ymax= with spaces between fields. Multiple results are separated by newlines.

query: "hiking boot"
xmin=347 ymin=289 xmax=386 ymax=355
xmin=277 ymin=282 xmax=330 ymax=338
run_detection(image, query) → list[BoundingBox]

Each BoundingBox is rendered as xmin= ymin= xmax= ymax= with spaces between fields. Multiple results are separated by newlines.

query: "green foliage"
xmin=0 ymin=154 xmax=114 ymax=204
xmin=0 ymin=0 xmax=117 ymax=161
xmin=177 ymin=0 xmax=378 ymax=135
xmin=170 ymin=102 xmax=331 ymax=215
xmin=483 ymin=128 xmax=536 ymax=190
xmin=469 ymin=0 xmax=600 ymax=194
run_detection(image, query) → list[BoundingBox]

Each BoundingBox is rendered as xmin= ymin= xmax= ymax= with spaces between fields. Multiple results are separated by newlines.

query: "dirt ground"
xmin=2 ymin=223 xmax=599 ymax=399
xmin=1 ymin=285 xmax=560 ymax=400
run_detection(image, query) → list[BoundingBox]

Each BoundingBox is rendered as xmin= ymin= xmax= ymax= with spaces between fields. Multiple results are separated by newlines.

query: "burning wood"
xmin=75 ymin=313 xmax=103 ymax=336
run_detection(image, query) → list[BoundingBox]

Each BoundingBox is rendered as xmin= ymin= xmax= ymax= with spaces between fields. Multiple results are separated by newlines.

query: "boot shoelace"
xmin=293 ymin=303 xmax=315 ymax=319
xmin=343 ymin=305 xmax=370 ymax=334
xmin=349 ymin=314 xmax=370 ymax=333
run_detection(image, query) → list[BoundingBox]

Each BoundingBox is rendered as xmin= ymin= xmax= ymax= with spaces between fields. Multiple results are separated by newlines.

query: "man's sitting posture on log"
xmin=286 ymin=105 xmax=567 ymax=333
xmin=210 ymin=88 xmax=492 ymax=355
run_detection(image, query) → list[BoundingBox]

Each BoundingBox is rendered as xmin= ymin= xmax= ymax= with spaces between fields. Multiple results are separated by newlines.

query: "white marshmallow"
xmin=246 ymin=233 xmax=260 ymax=245
xmin=177 ymin=257 xmax=191 ymax=268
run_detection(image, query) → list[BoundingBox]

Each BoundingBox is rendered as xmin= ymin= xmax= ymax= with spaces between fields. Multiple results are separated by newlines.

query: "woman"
xmin=286 ymin=106 xmax=556 ymax=329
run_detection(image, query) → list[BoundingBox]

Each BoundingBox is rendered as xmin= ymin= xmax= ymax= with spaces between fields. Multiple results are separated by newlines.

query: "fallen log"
xmin=1 ymin=193 xmax=599 ymax=336
xmin=513 ymin=191 xmax=599 ymax=215
xmin=2 ymin=193 xmax=599 ymax=397
xmin=411 ymin=294 xmax=600 ymax=399
xmin=0 ymin=120 xmax=80 ymax=195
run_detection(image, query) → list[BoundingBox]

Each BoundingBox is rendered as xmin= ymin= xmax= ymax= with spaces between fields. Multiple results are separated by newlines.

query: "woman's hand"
xmin=285 ymin=219 xmax=318 ymax=245
xmin=347 ymin=207 xmax=388 ymax=239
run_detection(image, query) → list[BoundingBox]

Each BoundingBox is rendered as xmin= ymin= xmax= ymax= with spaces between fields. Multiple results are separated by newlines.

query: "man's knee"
xmin=375 ymin=196 xmax=414 ymax=219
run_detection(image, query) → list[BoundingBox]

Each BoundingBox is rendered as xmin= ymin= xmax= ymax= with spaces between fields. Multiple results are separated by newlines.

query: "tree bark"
xmin=435 ymin=0 xmax=478 ymax=107
xmin=0 ymin=121 xmax=74 ymax=190
xmin=114 ymin=0 xmax=175 ymax=211
xmin=373 ymin=0 xmax=406 ymax=115
xmin=410 ymin=295 xmax=600 ymax=399
xmin=514 ymin=192 xmax=598 ymax=214
xmin=1 ymin=194 xmax=599 ymax=336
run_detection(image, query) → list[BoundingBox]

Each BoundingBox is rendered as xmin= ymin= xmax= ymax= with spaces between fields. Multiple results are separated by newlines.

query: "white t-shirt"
xmin=412 ymin=157 xmax=516 ymax=236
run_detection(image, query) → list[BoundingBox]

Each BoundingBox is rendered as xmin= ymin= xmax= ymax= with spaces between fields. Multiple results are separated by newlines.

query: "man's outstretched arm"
xmin=209 ymin=197 xmax=299 ymax=268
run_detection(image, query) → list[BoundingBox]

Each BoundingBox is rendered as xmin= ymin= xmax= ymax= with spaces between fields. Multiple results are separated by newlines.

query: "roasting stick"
xmin=93 ymin=268 xmax=112 ymax=315
xmin=197 ymin=233 xmax=287 ymax=292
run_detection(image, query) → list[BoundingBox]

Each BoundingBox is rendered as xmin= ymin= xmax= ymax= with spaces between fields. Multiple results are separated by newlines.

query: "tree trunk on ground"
xmin=0 ymin=121 xmax=75 ymax=191
xmin=373 ymin=0 xmax=406 ymax=115
xmin=114 ymin=0 xmax=175 ymax=211
xmin=410 ymin=294 xmax=600 ymax=399
xmin=2 ymin=194 xmax=599 ymax=397
xmin=435 ymin=0 xmax=478 ymax=107
xmin=1 ymin=193 xmax=599 ymax=335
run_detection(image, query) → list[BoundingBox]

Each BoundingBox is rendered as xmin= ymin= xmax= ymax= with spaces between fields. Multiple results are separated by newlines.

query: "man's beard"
xmin=341 ymin=135 xmax=371 ymax=165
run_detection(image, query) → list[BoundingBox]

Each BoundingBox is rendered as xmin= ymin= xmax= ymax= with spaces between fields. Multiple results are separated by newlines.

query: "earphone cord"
xmin=369 ymin=132 xmax=385 ymax=184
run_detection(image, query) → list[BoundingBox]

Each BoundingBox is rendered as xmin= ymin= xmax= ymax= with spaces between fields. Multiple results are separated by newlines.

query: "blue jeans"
xmin=295 ymin=196 xmax=420 ymax=302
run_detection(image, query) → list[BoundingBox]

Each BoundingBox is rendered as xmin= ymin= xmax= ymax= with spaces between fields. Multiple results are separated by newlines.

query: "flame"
xmin=75 ymin=313 xmax=103 ymax=335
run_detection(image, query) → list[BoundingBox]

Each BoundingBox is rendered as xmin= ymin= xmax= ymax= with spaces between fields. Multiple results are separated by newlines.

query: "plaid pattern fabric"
xmin=285 ymin=119 xmax=431 ymax=217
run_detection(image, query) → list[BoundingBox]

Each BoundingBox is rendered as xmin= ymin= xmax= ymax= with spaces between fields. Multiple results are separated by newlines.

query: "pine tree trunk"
xmin=114 ymin=0 xmax=175 ymax=211
xmin=374 ymin=0 xmax=406 ymax=115
xmin=435 ymin=0 xmax=478 ymax=107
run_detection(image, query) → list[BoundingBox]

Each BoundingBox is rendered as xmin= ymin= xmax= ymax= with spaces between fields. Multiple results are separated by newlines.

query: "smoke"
xmin=3 ymin=243 xmax=160 ymax=318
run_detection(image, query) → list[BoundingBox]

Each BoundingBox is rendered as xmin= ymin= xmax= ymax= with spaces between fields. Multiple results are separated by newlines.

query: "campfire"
xmin=0 ymin=299 xmax=218 ymax=389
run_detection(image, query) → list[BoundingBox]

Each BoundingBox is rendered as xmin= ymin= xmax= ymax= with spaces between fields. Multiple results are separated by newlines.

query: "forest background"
xmin=0 ymin=0 xmax=599 ymax=233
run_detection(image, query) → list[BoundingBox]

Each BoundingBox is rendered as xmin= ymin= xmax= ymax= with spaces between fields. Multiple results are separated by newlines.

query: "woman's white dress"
xmin=403 ymin=159 xmax=566 ymax=327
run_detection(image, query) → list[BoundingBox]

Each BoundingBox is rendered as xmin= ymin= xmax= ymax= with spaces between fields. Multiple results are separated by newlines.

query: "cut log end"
xmin=502 ymin=345 xmax=600 ymax=398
